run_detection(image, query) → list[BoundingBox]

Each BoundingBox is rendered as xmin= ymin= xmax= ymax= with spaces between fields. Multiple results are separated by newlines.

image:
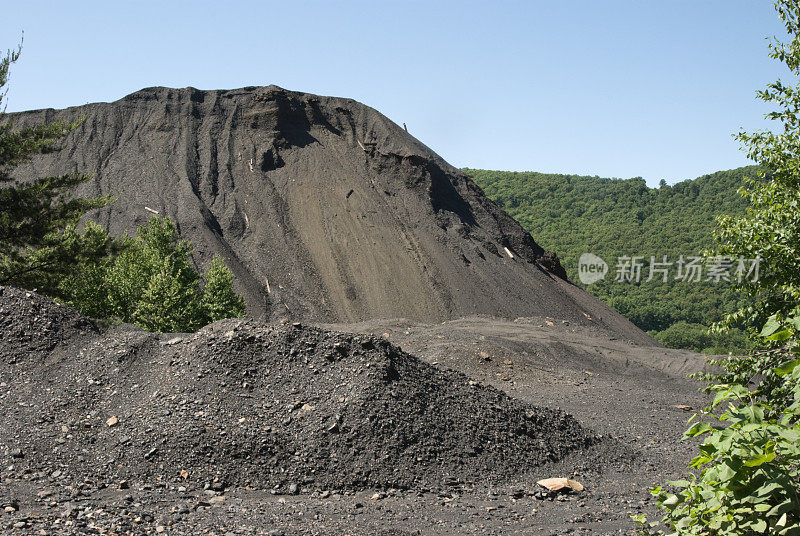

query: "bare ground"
xmin=1 ymin=288 xmax=709 ymax=535
xmin=1 ymin=86 xmax=713 ymax=535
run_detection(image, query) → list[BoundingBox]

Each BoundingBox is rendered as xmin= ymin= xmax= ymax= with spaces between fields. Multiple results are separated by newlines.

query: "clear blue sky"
xmin=1 ymin=1 xmax=789 ymax=186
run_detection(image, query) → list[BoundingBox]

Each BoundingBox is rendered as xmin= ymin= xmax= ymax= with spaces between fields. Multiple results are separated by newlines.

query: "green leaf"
xmin=757 ymin=481 xmax=783 ymax=496
xmin=743 ymin=451 xmax=776 ymax=467
xmin=661 ymin=494 xmax=681 ymax=507
xmin=775 ymin=359 xmax=800 ymax=377
xmin=684 ymin=422 xmax=713 ymax=438
xmin=690 ymin=455 xmax=712 ymax=467
xmin=716 ymin=462 xmax=737 ymax=482
xmin=762 ymin=315 xmax=781 ymax=337
xmin=767 ymin=499 xmax=794 ymax=517
xmin=767 ymin=329 xmax=793 ymax=341
xmin=666 ymin=479 xmax=691 ymax=488
xmin=778 ymin=512 xmax=788 ymax=527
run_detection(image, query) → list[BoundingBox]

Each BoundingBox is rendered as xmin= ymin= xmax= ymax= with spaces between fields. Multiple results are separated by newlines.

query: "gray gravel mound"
xmin=0 ymin=286 xmax=99 ymax=362
xmin=6 ymin=86 xmax=655 ymax=345
xmin=0 ymin=287 xmax=598 ymax=493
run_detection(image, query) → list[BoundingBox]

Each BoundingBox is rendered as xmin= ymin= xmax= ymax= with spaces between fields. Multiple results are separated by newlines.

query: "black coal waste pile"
xmin=0 ymin=286 xmax=598 ymax=493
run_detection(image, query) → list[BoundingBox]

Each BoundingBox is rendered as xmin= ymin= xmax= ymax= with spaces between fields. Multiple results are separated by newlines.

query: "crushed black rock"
xmin=0 ymin=286 xmax=598 ymax=493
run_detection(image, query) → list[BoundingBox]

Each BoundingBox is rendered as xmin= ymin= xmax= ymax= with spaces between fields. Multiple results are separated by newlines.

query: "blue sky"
xmin=1 ymin=1 xmax=788 ymax=186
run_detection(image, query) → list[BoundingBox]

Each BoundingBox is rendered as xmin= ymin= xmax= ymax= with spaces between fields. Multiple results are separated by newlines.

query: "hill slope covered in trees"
xmin=465 ymin=166 xmax=761 ymax=352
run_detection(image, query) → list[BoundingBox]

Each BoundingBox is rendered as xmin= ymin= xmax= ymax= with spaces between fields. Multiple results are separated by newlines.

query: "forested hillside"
xmin=465 ymin=166 xmax=761 ymax=352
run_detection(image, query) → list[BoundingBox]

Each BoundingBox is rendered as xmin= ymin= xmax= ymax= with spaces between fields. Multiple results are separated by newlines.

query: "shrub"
xmin=636 ymin=355 xmax=800 ymax=535
xmin=62 ymin=216 xmax=246 ymax=332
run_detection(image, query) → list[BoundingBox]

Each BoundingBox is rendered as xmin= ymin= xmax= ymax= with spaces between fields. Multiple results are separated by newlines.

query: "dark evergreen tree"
xmin=0 ymin=44 xmax=116 ymax=296
xmin=1 ymin=45 xmax=246 ymax=333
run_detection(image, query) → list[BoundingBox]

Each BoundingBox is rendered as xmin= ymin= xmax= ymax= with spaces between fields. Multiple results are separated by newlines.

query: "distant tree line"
xmin=464 ymin=166 xmax=761 ymax=353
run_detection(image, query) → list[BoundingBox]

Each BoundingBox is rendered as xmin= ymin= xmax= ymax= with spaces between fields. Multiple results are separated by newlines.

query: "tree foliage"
xmin=61 ymin=216 xmax=246 ymax=332
xmin=0 ymin=46 xmax=246 ymax=333
xmin=637 ymin=359 xmax=800 ymax=535
xmin=0 ymin=44 xmax=116 ymax=296
xmin=699 ymin=0 xmax=800 ymax=413
xmin=202 ymin=255 xmax=247 ymax=324
xmin=652 ymin=322 xmax=749 ymax=355
xmin=465 ymin=166 xmax=758 ymax=352
xmin=639 ymin=2 xmax=800 ymax=534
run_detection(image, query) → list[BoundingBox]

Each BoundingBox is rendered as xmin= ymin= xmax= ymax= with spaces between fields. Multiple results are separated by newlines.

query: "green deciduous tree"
xmin=652 ymin=322 xmax=748 ymax=354
xmin=132 ymin=255 xmax=202 ymax=333
xmin=105 ymin=216 xmax=203 ymax=331
xmin=639 ymin=2 xmax=800 ymax=534
xmin=637 ymin=363 xmax=800 ymax=535
xmin=707 ymin=0 xmax=800 ymax=412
